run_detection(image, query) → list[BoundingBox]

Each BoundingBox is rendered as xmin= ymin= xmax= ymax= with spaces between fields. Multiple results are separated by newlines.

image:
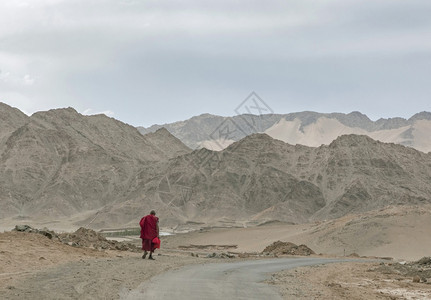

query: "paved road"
xmin=120 ymin=257 xmax=349 ymax=300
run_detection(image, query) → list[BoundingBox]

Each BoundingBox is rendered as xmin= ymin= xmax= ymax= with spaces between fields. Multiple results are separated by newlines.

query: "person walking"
xmin=139 ymin=210 xmax=159 ymax=260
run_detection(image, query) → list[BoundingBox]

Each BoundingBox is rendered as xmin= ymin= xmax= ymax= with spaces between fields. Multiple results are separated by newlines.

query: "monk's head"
xmin=150 ymin=210 xmax=156 ymax=215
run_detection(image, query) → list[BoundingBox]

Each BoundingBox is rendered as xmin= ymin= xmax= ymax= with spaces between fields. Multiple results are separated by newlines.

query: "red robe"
xmin=139 ymin=214 xmax=159 ymax=251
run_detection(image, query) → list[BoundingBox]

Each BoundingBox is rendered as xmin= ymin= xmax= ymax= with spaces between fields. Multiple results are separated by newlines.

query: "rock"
xmin=38 ymin=230 xmax=53 ymax=239
xmin=14 ymin=225 xmax=32 ymax=232
xmin=417 ymin=257 xmax=431 ymax=266
xmin=219 ymin=253 xmax=235 ymax=259
xmin=205 ymin=252 xmax=235 ymax=259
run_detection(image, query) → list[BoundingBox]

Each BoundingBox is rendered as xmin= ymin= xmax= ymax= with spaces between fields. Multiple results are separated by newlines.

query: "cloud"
xmin=0 ymin=0 xmax=430 ymax=126
xmin=0 ymin=69 xmax=35 ymax=87
xmin=23 ymin=74 xmax=35 ymax=85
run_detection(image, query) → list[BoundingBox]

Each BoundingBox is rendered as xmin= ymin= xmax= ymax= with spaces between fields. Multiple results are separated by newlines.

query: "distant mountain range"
xmin=1 ymin=102 xmax=431 ymax=230
xmin=138 ymin=111 xmax=431 ymax=153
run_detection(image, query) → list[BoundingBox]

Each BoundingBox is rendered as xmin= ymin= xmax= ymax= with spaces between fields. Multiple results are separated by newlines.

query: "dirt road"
xmin=120 ymin=257 xmax=348 ymax=300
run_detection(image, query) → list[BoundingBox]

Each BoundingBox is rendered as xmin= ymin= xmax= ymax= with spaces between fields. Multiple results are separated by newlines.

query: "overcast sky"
xmin=1 ymin=0 xmax=430 ymax=127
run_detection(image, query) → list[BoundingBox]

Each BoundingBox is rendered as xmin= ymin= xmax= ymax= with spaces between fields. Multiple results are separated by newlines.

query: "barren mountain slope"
xmin=82 ymin=133 xmax=431 ymax=229
xmin=265 ymin=116 xmax=431 ymax=153
xmin=0 ymin=105 xmax=190 ymax=219
xmin=143 ymin=127 xmax=191 ymax=158
xmin=2 ymin=104 xmax=430 ymax=230
xmin=0 ymin=102 xmax=29 ymax=142
xmin=225 ymin=134 xmax=431 ymax=221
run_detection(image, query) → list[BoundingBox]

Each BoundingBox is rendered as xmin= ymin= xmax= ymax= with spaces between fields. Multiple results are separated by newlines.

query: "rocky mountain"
xmin=137 ymin=111 xmax=431 ymax=153
xmin=0 ymin=103 xmax=191 ymax=220
xmin=1 ymin=103 xmax=431 ymax=231
xmin=0 ymin=102 xmax=29 ymax=142
xmin=82 ymin=133 xmax=431 ymax=229
xmin=143 ymin=128 xmax=191 ymax=159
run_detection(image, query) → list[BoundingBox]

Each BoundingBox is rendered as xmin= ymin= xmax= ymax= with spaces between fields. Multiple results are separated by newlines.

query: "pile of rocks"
xmin=13 ymin=225 xmax=140 ymax=252
xmin=414 ymin=257 xmax=431 ymax=267
xmin=206 ymin=252 xmax=236 ymax=259
xmin=262 ymin=241 xmax=315 ymax=256
xmin=14 ymin=225 xmax=56 ymax=239
xmin=57 ymin=227 xmax=140 ymax=252
xmin=376 ymin=257 xmax=431 ymax=283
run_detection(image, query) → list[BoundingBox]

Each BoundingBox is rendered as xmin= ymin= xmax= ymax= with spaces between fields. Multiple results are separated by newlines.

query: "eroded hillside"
xmin=1 ymin=103 xmax=431 ymax=230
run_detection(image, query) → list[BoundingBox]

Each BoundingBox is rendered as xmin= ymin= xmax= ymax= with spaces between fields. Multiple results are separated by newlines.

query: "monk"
xmin=139 ymin=210 xmax=159 ymax=260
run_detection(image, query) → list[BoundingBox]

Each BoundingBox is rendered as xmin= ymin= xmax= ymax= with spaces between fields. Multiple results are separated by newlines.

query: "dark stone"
xmin=39 ymin=231 xmax=53 ymax=239
xmin=14 ymin=225 xmax=32 ymax=232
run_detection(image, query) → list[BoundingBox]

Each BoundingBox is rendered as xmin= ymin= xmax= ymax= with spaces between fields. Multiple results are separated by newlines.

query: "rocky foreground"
xmin=268 ymin=258 xmax=431 ymax=299
xmin=0 ymin=229 xmax=202 ymax=299
xmin=1 ymin=225 xmax=431 ymax=299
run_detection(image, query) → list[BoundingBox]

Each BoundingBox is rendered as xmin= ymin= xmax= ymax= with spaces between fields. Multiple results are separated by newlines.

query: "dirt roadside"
xmin=0 ymin=231 xmax=207 ymax=300
xmin=267 ymin=262 xmax=431 ymax=299
xmin=2 ymin=254 xmax=207 ymax=300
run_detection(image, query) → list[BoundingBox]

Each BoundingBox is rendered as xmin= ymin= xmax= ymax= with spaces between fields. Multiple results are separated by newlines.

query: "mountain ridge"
xmin=79 ymin=132 xmax=431 ymax=229
xmin=0 ymin=102 xmax=191 ymax=220
xmin=1 ymin=103 xmax=430 ymax=231
xmin=138 ymin=111 xmax=431 ymax=153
